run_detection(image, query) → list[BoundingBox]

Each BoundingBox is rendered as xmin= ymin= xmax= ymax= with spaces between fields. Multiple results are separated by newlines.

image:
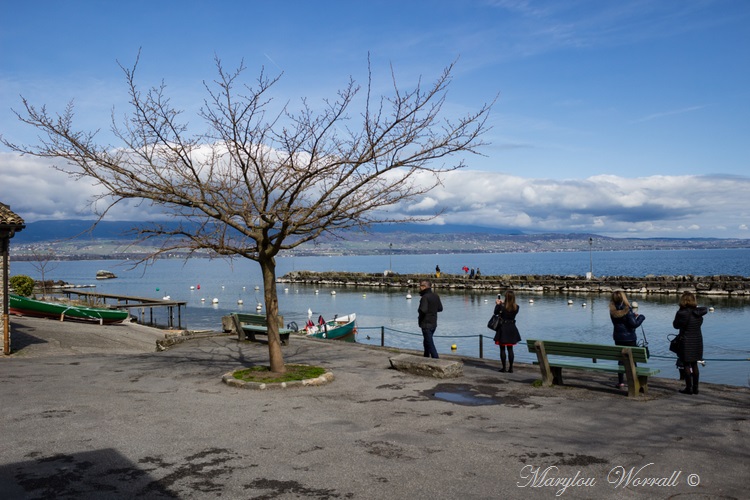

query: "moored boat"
xmin=8 ymin=294 xmax=130 ymax=324
xmin=96 ymin=270 xmax=117 ymax=279
xmin=304 ymin=313 xmax=357 ymax=341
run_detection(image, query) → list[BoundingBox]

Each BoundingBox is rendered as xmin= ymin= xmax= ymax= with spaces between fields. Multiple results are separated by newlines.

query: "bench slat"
xmin=537 ymin=360 xmax=660 ymax=376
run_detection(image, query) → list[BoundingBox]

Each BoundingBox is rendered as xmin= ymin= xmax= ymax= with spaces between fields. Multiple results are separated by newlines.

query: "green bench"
xmin=231 ymin=313 xmax=293 ymax=345
xmin=526 ymin=339 xmax=660 ymax=398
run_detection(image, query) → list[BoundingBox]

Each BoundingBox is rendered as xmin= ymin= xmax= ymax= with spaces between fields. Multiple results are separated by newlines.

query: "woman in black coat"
xmin=493 ymin=291 xmax=521 ymax=373
xmin=673 ymin=291 xmax=707 ymax=394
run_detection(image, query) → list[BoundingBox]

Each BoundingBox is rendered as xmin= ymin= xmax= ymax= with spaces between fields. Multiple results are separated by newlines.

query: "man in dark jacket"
xmin=418 ymin=280 xmax=443 ymax=358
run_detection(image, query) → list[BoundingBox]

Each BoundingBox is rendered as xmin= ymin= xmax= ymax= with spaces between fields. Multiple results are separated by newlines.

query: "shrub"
xmin=9 ymin=275 xmax=35 ymax=297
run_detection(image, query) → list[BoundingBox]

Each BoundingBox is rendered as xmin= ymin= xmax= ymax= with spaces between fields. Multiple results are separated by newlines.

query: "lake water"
xmin=9 ymin=248 xmax=750 ymax=388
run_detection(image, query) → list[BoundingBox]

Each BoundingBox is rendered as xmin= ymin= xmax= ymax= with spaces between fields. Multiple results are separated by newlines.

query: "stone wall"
xmin=278 ymin=271 xmax=750 ymax=297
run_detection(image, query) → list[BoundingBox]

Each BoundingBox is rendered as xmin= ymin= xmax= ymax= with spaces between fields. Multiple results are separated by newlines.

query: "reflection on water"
xmin=10 ymin=256 xmax=750 ymax=388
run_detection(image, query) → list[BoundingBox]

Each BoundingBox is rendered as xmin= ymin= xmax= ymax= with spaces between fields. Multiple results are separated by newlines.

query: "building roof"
xmin=0 ymin=202 xmax=26 ymax=230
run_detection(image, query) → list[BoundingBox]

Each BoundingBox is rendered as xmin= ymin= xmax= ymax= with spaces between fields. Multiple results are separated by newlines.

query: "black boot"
xmin=692 ymin=372 xmax=699 ymax=394
xmin=508 ymin=348 xmax=514 ymax=373
xmin=680 ymin=376 xmax=693 ymax=395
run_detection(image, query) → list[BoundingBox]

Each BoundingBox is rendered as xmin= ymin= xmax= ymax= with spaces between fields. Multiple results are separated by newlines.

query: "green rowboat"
xmin=304 ymin=313 xmax=357 ymax=342
xmin=9 ymin=294 xmax=130 ymax=325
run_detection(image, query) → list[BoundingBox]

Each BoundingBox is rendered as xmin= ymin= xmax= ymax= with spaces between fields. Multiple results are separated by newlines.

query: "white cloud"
xmin=2 ymin=153 xmax=749 ymax=239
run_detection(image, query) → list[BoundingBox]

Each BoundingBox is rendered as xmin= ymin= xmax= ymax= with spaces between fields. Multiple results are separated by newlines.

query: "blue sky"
xmin=1 ymin=0 xmax=749 ymax=238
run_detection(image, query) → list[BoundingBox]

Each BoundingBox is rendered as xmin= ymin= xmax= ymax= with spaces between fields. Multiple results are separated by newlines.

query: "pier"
xmin=61 ymin=290 xmax=187 ymax=329
xmin=278 ymin=271 xmax=750 ymax=297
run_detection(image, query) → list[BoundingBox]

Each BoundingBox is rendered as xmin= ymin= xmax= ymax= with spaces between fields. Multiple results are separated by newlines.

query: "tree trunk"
xmin=259 ymin=255 xmax=286 ymax=373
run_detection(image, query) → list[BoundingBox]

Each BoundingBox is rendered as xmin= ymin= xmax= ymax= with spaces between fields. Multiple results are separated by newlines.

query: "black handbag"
xmin=487 ymin=314 xmax=500 ymax=330
xmin=668 ymin=334 xmax=681 ymax=354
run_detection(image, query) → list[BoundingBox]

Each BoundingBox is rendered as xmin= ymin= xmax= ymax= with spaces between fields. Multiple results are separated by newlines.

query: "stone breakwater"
xmin=278 ymin=271 xmax=750 ymax=297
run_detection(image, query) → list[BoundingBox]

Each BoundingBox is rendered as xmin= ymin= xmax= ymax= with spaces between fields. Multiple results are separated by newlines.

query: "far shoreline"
xmin=278 ymin=271 xmax=750 ymax=298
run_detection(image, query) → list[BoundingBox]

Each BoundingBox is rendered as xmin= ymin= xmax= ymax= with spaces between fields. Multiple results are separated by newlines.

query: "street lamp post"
xmin=588 ymin=237 xmax=593 ymax=279
xmin=389 ymin=243 xmax=393 ymax=274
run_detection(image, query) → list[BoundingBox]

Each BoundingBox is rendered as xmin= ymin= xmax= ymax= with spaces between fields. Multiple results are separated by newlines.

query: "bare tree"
xmin=29 ymin=246 xmax=59 ymax=298
xmin=3 ymin=55 xmax=493 ymax=373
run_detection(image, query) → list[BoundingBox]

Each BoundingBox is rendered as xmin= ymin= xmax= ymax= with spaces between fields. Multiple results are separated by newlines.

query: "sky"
xmin=1 ymin=0 xmax=749 ymax=238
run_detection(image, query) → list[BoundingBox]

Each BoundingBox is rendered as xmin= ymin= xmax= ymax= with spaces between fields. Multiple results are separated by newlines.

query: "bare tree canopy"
xmin=3 ymin=55 xmax=493 ymax=372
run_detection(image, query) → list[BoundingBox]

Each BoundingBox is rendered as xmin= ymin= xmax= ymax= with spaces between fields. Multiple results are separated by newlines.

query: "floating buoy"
xmin=529 ymin=299 xmax=534 ymax=304
xmin=256 ymin=303 xmax=262 ymax=310
xmin=190 ymin=285 xmax=195 ymax=290
xmin=212 ymin=298 xmax=219 ymax=304
xmin=201 ymin=298 xmax=205 ymax=302
xmin=567 ymin=299 xmax=573 ymax=305
xmin=315 ymin=290 xmax=319 ymax=294
xmin=406 ymin=294 xmax=412 ymax=299
xmin=331 ymin=291 xmax=336 ymax=295
xmin=237 ymin=299 xmax=243 ymax=305
xmin=254 ymin=286 xmax=260 ymax=291
xmin=163 ymin=295 xmax=171 ymax=300
xmin=451 ymin=344 xmax=457 ymax=350
xmin=709 ymin=306 xmax=715 ymax=312
xmin=221 ymin=285 xmax=225 ymax=289
xmin=197 ymin=284 xmax=200 ymax=290
xmin=582 ymin=302 xmax=587 ymax=307
xmin=363 ymin=293 xmax=367 ymax=297
xmin=242 ymin=286 xmax=246 ymax=291
xmin=284 ymin=288 xmax=289 ymax=293
xmin=632 ymin=301 xmax=639 ymax=309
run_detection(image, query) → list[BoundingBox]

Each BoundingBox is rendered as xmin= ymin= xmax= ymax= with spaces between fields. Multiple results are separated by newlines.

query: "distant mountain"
xmin=13 ymin=220 xmax=169 ymax=243
xmin=10 ymin=219 xmax=749 ymax=258
xmin=14 ymin=220 xmax=525 ymax=243
xmin=369 ymin=223 xmax=524 ymax=235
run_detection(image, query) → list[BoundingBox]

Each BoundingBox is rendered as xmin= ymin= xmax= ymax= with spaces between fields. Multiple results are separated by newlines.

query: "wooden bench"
xmin=231 ymin=313 xmax=293 ymax=345
xmin=526 ymin=339 xmax=660 ymax=398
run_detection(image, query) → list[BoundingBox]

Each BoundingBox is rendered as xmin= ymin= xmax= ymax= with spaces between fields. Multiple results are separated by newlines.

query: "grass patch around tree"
xmin=232 ymin=364 xmax=327 ymax=383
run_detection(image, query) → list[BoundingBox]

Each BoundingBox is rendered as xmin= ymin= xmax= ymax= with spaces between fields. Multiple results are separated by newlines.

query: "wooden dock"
xmin=61 ymin=290 xmax=187 ymax=329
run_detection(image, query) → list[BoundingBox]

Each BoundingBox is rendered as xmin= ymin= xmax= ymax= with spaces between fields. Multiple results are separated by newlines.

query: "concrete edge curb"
xmin=222 ymin=368 xmax=334 ymax=390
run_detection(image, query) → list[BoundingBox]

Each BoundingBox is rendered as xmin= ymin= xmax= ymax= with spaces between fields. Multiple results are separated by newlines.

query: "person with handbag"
xmin=609 ymin=290 xmax=645 ymax=389
xmin=493 ymin=291 xmax=521 ymax=373
xmin=672 ymin=291 xmax=708 ymax=395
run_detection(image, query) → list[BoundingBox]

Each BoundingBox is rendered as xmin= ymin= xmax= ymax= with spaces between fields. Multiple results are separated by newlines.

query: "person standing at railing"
xmin=418 ymin=280 xmax=443 ymax=359
xmin=493 ymin=291 xmax=521 ymax=372
xmin=609 ymin=290 xmax=645 ymax=389
xmin=672 ymin=291 xmax=707 ymax=395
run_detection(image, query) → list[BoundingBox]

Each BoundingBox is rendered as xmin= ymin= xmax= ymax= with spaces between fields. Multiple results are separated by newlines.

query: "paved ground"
xmin=1 ymin=316 xmax=748 ymax=499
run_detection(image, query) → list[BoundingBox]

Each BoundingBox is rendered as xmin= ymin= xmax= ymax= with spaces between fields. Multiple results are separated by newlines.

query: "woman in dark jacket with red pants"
xmin=609 ymin=290 xmax=645 ymax=389
xmin=673 ymin=291 xmax=707 ymax=394
xmin=493 ymin=291 xmax=521 ymax=373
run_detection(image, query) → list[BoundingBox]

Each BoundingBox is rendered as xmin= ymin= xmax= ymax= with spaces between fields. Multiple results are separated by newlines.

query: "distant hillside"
xmin=10 ymin=219 xmax=750 ymax=259
xmin=13 ymin=220 xmax=142 ymax=243
xmin=13 ymin=220 xmax=523 ymax=243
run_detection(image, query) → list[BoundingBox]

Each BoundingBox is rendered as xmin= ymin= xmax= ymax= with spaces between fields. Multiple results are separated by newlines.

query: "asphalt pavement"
xmin=1 ymin=315 xmax=747 ymax=499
